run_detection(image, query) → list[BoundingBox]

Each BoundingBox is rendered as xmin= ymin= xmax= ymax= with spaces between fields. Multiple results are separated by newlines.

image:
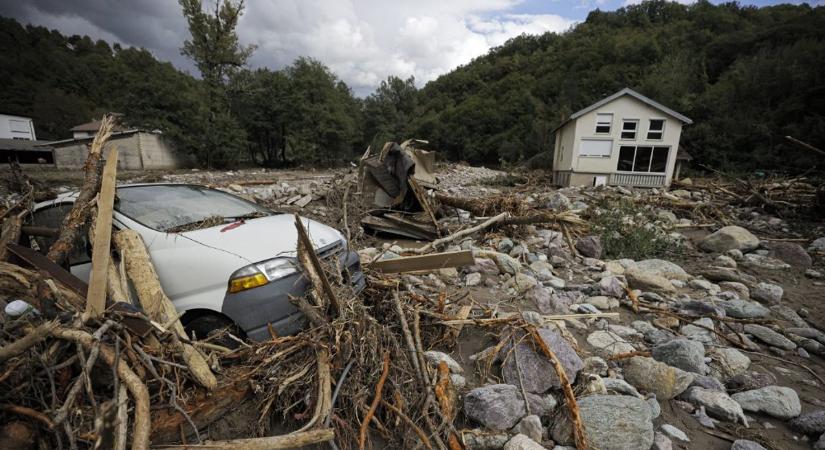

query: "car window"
xmin=115 ymin=185 xmax=273 ymax=232
xmin=29 ymin=203 xmax=91 ymax=266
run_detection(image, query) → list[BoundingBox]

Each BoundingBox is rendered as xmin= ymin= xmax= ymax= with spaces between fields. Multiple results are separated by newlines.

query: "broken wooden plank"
xmin=285 ymin=194 xmax=303 ymax=205
xmin=294 ymin=214 xmax=341 ymax=316
xmin=85 ymin=147 xmax=119 ymax=320
xmin=6 ymin=243 xmax=88 ymax=298
xmin=407 ymin=176 xmax=440 ymax=236
xmin=361 ymin=215 xmax=435 ymax=240
xmin=370 ymin=250 xmax=474 ymax=273
xmin=295 ymin=194 xmax=313 ymax=208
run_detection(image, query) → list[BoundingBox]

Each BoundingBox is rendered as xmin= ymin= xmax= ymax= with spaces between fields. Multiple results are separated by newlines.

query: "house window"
xmin=647 ymin=119 xmax=665 ymax=140
xmin=617 ymin=146 xmax=669 ymax=173
xmin=621 ymin=120 xmax=638 ymax=139
xmin=579 ymin=139 xmax=612 ymax=157
xmin=595 ymin=113 xmax=612 ymax=134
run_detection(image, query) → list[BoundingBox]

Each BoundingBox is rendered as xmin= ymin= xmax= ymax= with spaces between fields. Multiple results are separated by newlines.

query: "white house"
xmin=0 ymin=114 xmax=37 ymax=140
xmin=552 ymin=88 xmax=692 ymax=188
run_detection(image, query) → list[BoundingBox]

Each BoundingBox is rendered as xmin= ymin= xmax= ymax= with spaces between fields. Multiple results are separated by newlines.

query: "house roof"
xmin=553 ymin=87 xmax=693 ymax=132
xmin=47 ymin=129 xmax=141 ymax=147
xmin=0 ymin=138 xmax=53 ymax=151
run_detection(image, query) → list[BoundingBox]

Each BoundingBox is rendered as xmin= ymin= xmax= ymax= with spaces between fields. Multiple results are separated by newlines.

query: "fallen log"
xmin=401 ymin=212 xmax=510 ymax=254
xmin=150 ymin=382 xmax=251 ymax=444
xmin=0 ymin=216 xmax=22 ymax=262
xmin=113 ymin=230 xmax=217 ymax=390
xmin=153 ymin=428 xmax=335 ymax=449
xmin=0 ymin=320 xmax=58 ymax=364
xmin=47 ymin=114 xmax=113 ymax=265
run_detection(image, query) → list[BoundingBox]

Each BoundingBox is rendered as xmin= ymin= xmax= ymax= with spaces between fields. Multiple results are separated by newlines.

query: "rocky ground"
xmin=12 ymin=163 xmax=825 ymax=450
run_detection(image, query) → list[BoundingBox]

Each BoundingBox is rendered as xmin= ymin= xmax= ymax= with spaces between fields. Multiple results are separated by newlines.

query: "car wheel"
xmin=184 ymin=314 xmax=243 ymax=349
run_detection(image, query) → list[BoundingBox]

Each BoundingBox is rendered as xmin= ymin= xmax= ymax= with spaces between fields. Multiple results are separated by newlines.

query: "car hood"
xmin=179 ymin=213 xmax=344 ymax=264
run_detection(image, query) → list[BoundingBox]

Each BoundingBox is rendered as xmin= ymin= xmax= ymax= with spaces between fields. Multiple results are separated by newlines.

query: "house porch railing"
xmin=608 ymin=172 xmax=666 ymax=187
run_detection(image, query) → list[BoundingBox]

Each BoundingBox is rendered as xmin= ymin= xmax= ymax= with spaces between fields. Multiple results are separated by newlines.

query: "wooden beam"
xmin=6 ymin=242 xmax=88 ymax=299
xmin=293 ymin=214 xmax=341 ymax=316
xmin=369 ymin=250 xmax=474 ymax=273
xmin=153 ymin=428 xmax=334 ymax=449
xmin=85 ymin=147 xmax=119 ymax=320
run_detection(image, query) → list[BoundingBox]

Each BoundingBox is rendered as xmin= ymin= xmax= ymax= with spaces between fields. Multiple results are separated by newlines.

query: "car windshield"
xmin=115 ymin=185 xmax=273 ymax=232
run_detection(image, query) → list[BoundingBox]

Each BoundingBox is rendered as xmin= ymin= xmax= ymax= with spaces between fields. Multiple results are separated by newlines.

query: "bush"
xmin=588 ymin=198 xmax=683 ymax=260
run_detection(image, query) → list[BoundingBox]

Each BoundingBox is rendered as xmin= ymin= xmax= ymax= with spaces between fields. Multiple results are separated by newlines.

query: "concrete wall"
xmin=553 ymin=94 xmax=685 ymax=187
xmin=0 ymin=114 xmax=36 ymax=140
xmin=53 ymin=132 xmax=191 ymax=170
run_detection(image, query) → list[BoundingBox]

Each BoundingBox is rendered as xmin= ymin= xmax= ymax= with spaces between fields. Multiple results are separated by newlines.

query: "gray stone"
xmin=467 ymin=258 xmax=501 ymax=275
xmin=657 ymin=210 xmax=678 ymax=224
xmin=731 ymin=440 xmax=767 ymax=450
xmin=575 ymin=235 xmax=603 ymax=259
xmin=681 ymin=317 xmax=717 ymax=344
xmin=586 ymin=296 xmax=619 ymax=310
xmin=810 ymin=237 xmax=825 ymax=252
xmin=719 ymin=281 xmax=750 ymax=299
xmin=498 ymin=238 xmax=515 ymax=254
xmin=726 ymin=371 xmax=778 ymax=392
xmin=602 ymin=377 xmax=642 ymax=397
xmin=751 ymin=282 xmax=783 ymax=304
xmin=647 ymin=395 xmax=662 ymax=418
xmin=504 ymin=434 xmax=544 ymax=450
xmin=623 ymin=356 xmax=695 ymax=399
xmin=817 ymin=434 xmax=825 ymax=450
xmin=652 ymin=339 xmax=707 ymax=374
xmin=502 ymin=328 xmax=583 ymax=394
xmin=463 ymin=430 xmax=510 ymax=450
xmin=424 ymin=351 xmax=464 ymax=374
xmin=732 ymin=386 xmax=801 ymax=419
xmin=690 ymin=375 xmax=727 ymax=392
xmin=505 ymin=273 xmax=538 ymax=294
xmin=634 ymin=259 xmax=690 ymax=280
xmin=526 ymin=285 xmax=556 ymax=314
xmin=464 ymin=384 xmax=553 ymax=430
xmin=715 ymin=255 xmax=738 ymax=268
xmin=689 ymin=278 xmax=716 ymax=292
xmin=625 ymin=268 xmax=675 ymax=292
xmin=683 ymin=387 xmax=748 ymax=425
xmin=787 ymin=327 xmax=825 ymax=345
xmin=741 ymin=253 xmax=790 ymax=270
xmin=699 ymin=226 xmax=760 ymax=253
xmin=466 ymin=272 xmax=482 ymax=286
xmin=770 ymin=305 xmax=808 ymax=327
xmin=743 ymin=324 xmax=797 ymax=350
xmin=587 ymin=330 xmax=636 ymax=357
xmin=582 ymin=356 xmax=608 ymax=376
xmin=529 ymin=261 xmax=555 ymax=281
xmin=599 ymin=276 xmax=625 ymax=298
xmin=660 ymin=424 xmax=690 ymax=442
xmin=790 ymin=409 xmax=825 ymax=434
xmin=486 ymin=252 xmax=522 ymax=275
xmin=718 ymin=299 xmax=771 ymax=319
xmin=511 ymin=415 xmax=543 ymax=444
xmin=551 ymin=395 xmax=654 ymax=450
xmin=548 ymin=192 xmax=572 ymax=211
xmin=767 ymin=241 xmax=812 ymax=268
xmin=708 ymin=347 xmax=751 ymax=379
xmin=653 ymin=432 xmax=673 ymax=450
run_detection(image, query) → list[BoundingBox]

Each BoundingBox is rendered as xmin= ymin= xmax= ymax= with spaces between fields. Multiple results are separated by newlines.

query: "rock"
xmin=599 ymin=276 xmax=625 ymax=298
xmin=602 ymin=377 xmax=642 ymax=397
xmin=526 ymin=286 xmax=557 ymax=314
xmin=770 ymin=305 xmax=808 ymax=327
xmin=466 ymin=272 xmax=482 ymax=286
xmin=548 ymin=192 xmax=572 ymax=211
xmin=586 ymin=330 xmax=636 ymax=357
xmin=502 ymin=328 xmax=583 ymax=393
xmin=689 ymin=278 xmax=717 ymax=292
xmin=468 ymin=258 xmax=501 ymax=275
xmin=810 ymin=237 xmax=825 ymax=252
xmin=751 ymin=282 xmax=783 ymax=304
xmin=731 ymin=386 xmax=801 ymax=419
xmin=743 ymin=324 xmax=796 ymax=350
xmin=741 ymin=253 xmax=790 ymax=270
xmin=586 ymin=296 xmax=619 ymax=310
xmin=511 ymin=415 xmax=543 ymax=444
xmin=529 ymin=261 xmax=555 ymax=281
xmin=657 ymin=210 xmax=678 ymax=224
xmin=715 ymin=255 xmax=738 ymax=268
xmin=464 ymin=384 xmax=553 ymax=430
xmin=726 ymin=371 xmax=778 ymax=392
xmin=582 ymin=356 xmax=608 ymax=376
xmin=551 ymin=395 xmax=654 ymax=450
xmin=699 ymin=226 xmax=760 ymax=253
xmin=681 ymin=317 xmax=716 ymax=344
xmin=766 ymin=242 xmax=812 ymax=268
xmin=718 ymin=299 xmax=771 ymax=319
xmin=790 ymin=409 xmax=825 ymax=434
xmin=719 ymin=281 xmax=750 ymax=299
xmin=647 ymin=396 xmax=662 ymax=418
xmin=423 ymin=351 xmax=464 ymax=374
xmin=504 ymin=434 xmax=544 ymax=450
xmin=731 ymin=440 xmax=768 ymax=450
xmin=708 ymin=347 xmax=750 ymax=378
xmin=505 ymin=273 xmax=538 ymax=294
xmin=683 ymin=387 xmax=748 ymax=425
xmin=228 ymin=183 xmax=244 ymax=192
xmin=660 ymin=424 xmax=690 ymax=442
xmin=575 ymin=236 xmax=602 ymax=259
xmin=623 ymin=356 xmax=694 ymax=399
xmin=653 ymin=432 xmax=673 ymax=450
xmin=633 ymin=259 xmax=690 ymax=280
xmin=484 ymin=252 xmax=522 ymax=275
xmin=690 ymin=375 xmax=726 ymax=392
xmin=463 ymin=430 xmax=510 ymax=450
xmin=498 ymin=238 xmax=515 ymax=254
xmin=652 ymin=339 xmax=707 ymax=374
xmin=787 ymin=327 xmax=825 ymax=345
xmin=625 ymin=268 xmax=674 ymax=292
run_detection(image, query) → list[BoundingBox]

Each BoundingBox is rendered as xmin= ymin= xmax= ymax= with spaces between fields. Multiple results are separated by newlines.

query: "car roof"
xmin=34 ymin=183 xmax=218 ymax=209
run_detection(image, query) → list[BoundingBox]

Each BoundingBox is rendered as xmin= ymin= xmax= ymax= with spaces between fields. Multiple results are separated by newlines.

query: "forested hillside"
xmin=1 ymin=0 xmax=824 ymax=171
xmin=411 ymin=1 xmax=825 ymax=171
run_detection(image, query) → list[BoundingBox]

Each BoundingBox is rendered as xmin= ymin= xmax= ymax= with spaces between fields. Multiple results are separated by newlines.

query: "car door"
xmin=28 ymin=202 xmax=94 ymax=280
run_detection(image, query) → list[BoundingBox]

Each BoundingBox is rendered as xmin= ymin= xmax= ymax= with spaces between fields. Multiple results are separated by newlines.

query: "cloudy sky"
xmin=0 ymin=0 xmax=807 ymax=95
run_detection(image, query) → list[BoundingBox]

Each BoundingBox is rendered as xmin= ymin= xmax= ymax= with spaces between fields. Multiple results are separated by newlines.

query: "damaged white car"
xmin=27 ymin=184 xmax=364 ymax=341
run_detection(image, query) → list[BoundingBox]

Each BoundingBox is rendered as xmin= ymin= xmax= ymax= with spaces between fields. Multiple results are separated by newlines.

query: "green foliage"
xmin=411 ymin=1 xmax=825 ymax=171
xmin=362 ymin=76 xmax=418 ymax=150
xmin=588 ymin=198 xmax=681 ymax=260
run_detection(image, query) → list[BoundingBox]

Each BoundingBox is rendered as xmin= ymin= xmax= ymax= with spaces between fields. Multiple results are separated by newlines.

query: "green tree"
xmin=362 ymin=76 xmax=418 ymax=149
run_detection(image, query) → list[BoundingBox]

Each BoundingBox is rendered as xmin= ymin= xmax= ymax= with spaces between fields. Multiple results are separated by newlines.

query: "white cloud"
xmin=2 ymin=0 xmax=578 ymax=95
xmin=622 ymin=0 xmax=694 ymax=5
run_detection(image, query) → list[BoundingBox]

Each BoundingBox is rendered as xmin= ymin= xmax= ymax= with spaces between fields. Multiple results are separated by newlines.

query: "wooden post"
xmin=113 ymin=230 xmax=217 ymax=390
xmin=85 ymin=147 xmax=119 ymax=320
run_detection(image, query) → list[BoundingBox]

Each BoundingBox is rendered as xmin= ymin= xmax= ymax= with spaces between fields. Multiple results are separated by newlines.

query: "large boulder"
xmin=550 ymin=395 xmax=654 ymax=450
xmin=766 ymin=242 xmax=812 ymax=268
xmin=502 ymin=328 xmax=584 ymax=393
xmin=732 ymin=386 xmax=801 ymax=419
xmin=633 ymin=259 xmax=690 ymax=280
xmin=652 ymin=339 xmax=707 ymax=374
xmin=623 ymin=356 xmax=695 ymax=399
xmin=464 ymin=384 xmax=555 ymax=430
xmin=699 ymin=226 xmax=760 ymax=253
xmin=625 ymin=268 xmax=675 ymax=292
xmin=682 ymin=387 xmax=748 ymax=425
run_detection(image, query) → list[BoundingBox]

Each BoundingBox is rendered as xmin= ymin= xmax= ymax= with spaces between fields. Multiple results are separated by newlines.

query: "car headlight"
xmin=227 ymin=257 xmax=298 ymax=294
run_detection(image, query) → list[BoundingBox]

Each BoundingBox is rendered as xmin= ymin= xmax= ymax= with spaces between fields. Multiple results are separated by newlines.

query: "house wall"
xmin=553 ymin=121 xmax=576 ymax=171
xmin=54 ymin=133 xmax=143 ymax=170
xmin=0 ymin=114 xmax=36 ymax=140
xmin=554 ymin=95 xmax=685 ymax=187
xmin=138 ymin=133 xmax=189 ymax=169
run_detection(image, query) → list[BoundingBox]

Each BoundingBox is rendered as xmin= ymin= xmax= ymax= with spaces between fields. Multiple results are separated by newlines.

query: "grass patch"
xmin=587 ymin=197 xmax=683 ymax=260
